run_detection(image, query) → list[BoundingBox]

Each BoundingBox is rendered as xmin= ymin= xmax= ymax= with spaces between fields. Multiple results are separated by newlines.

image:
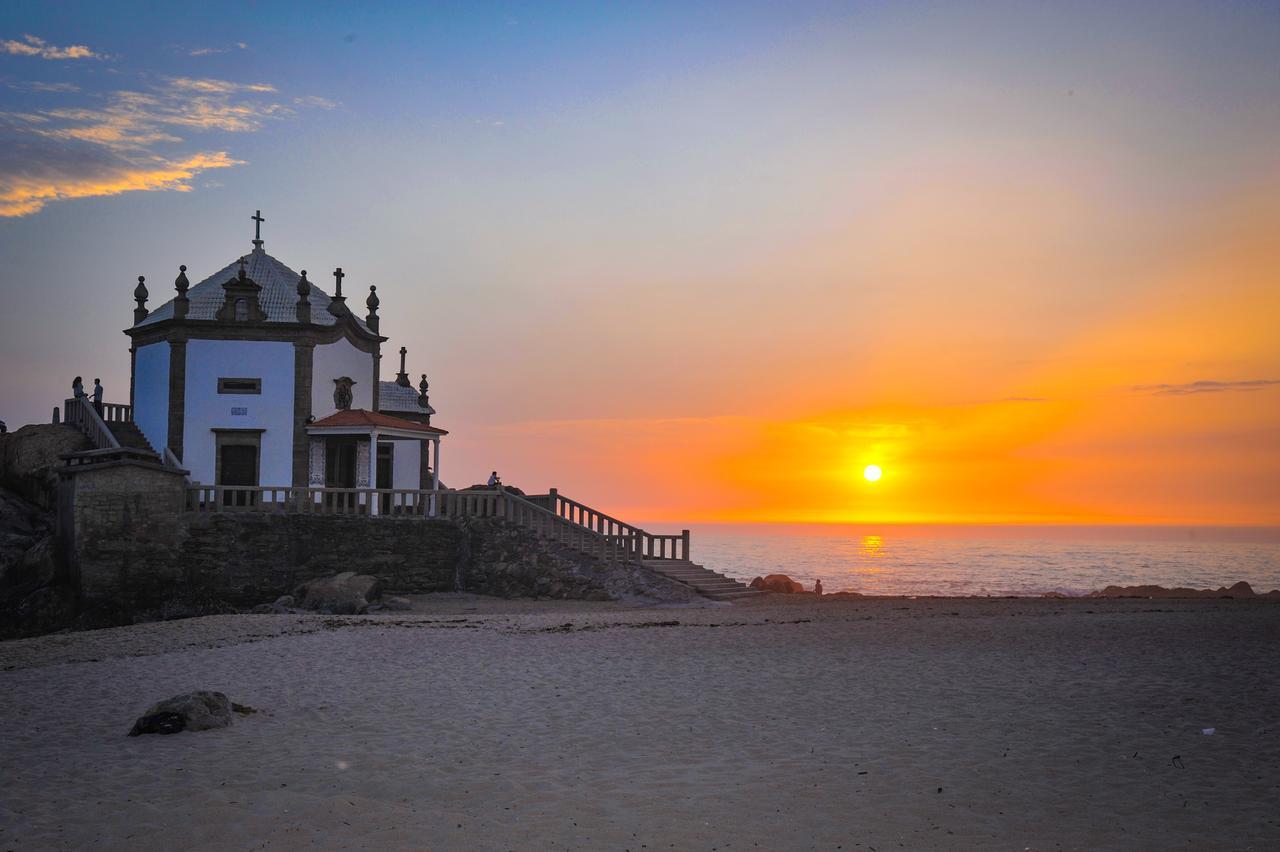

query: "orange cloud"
xmin=0 ymin=151 xmax=242 ymax=217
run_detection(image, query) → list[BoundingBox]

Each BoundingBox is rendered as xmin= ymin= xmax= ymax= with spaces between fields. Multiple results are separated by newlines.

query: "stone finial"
xmin=237 ymin=256 xmax=248 ymax=281
xmin=133 ymin=275 xmax=149 ymax=324
xmin=418 ymin=373 xmax=430 ymax=406
xmin=173 ymin=264 xmax=190 ymax=320
xmin=296 ymin=270 xmax=311 ymax=324
xmin=395 ymin=346 xmax=411 ymax=387
xmin=365 ymin=285 xmax=380 ymax=332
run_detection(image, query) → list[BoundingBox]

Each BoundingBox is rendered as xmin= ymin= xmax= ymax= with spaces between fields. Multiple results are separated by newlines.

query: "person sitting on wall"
xmin=72 ymin=376 xmax=86 ymax=399
xmin=487 ymin=471 xmax=501 ymax=487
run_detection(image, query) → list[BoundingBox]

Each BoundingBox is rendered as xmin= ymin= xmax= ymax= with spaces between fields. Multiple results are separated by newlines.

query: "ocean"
xmin=682 ymin=524 xmax=1280 ymax=597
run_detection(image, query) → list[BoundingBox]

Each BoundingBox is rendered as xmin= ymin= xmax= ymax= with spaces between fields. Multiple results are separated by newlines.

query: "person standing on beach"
xmin=92 ymin=379 xmax=104 ymax=417
xmin=814 ymin=579 xmax=823 ymax=595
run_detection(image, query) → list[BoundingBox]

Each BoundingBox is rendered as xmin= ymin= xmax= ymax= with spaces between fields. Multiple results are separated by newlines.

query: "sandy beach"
xmin=2 ymin=594 xmax=1278 ymax=850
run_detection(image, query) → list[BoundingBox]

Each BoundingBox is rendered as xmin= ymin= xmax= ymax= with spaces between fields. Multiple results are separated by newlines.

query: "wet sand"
xmin=2 ymin=594 xmax=1278 ymax=849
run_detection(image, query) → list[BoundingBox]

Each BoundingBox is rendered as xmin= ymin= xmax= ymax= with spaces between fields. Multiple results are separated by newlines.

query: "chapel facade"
xmin=124 ymin=213 xmax=445 ymax=494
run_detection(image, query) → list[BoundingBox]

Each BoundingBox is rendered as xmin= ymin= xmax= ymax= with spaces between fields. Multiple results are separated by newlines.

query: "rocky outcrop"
xmin=293 ymin=572 xmax=385 ymax=614
xmin=0 ymin=486 xmax=74 ymax=639
xmin=128 ymin=691 xmax=233 ymax=736
xmin=460 ymin=518 xmax=697 ymax=603
xmin=1089 ymin=581 xmax=1280 ymax=599
xmin=749 ymin=574 xmax=807 ymax=594
xmin=0 ymin=424 xmax=89 ymax=509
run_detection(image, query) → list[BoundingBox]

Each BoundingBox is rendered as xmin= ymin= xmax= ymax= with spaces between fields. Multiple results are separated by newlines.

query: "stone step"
xmin=108 ymin=422 xmax=158 ymax=456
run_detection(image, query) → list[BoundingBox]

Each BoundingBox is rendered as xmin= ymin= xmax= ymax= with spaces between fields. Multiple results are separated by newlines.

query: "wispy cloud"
xmin=188 ymin=42 xmax=248 ymax=57
xmin=0 ymin=75 xmax=328 ymax=216
xmin=2 ymin=34 xmax=101 ymax=60
xmin=5 ymin=80 xmax=81 ymax=93
xmin=1132 ymin=379 xmax=1280 ymax=396
xmin=292 ymin=95 xmax=339 ymax=110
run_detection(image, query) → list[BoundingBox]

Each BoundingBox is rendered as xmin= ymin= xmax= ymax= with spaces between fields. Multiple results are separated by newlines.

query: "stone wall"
xmin=178 ymin=513 xmax=459 ymax=605
xmin=61 ymin=457 xmax=190 ymax=621
xmin=46 ymin=454 xmax=693 ymax=631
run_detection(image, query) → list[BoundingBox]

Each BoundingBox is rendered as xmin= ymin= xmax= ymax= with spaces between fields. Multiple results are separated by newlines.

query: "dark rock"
xmin=293 ymin=571 xmax=384 ymax=614
xmin=749 ymin=574 xmax=807 ymax=594
xmin=128 ymin=691 xmax=233 ymax=736
xmin=1088 ymin=581 xmax=1277 ymax=599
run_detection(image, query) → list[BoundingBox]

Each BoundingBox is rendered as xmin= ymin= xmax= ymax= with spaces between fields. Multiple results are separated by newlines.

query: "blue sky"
xmin=2 ymin=2 xmax=1278 ymax=520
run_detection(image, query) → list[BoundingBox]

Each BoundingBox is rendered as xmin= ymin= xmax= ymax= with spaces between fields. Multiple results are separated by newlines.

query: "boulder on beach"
xmin=749 ymin=574 xmax=807 ymax=594
xmin=293 ymin=572 xmax=384 ymax=614
xmin=128 ymin=691 xmax=232 ymax=736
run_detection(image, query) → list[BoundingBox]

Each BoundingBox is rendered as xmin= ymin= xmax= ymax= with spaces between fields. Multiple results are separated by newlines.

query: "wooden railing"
xmin=64 ymin=397 xmax=120 ymax=451
xmin=532 ymin=488 xmax=690 ymax=561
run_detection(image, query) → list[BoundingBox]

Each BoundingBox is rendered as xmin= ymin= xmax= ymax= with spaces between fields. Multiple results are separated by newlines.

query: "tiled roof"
xmin=134 ymin=247 xmax=371 ymax=332
xmin=309 ymin=409 xmax=447 ymax=434
xmin=378 ymin=380 xmax=435 ymax=415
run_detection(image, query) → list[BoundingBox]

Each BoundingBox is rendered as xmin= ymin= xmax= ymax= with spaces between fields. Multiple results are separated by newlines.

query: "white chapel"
xmin=125 ymin=212 xmax=445 ymax=497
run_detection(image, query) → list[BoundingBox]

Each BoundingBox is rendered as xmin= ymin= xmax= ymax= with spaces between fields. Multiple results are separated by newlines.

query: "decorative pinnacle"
xmin=332 ymin=267 xmax=345 ymax=299
xmin=134 ymin=275 xmax=148 ymax=303
xmin=297 ymin=270 xmax=310 ymax=298
xmin=399 ymin=346 xmax=407 ymax=372
xmin=366 ymin=285 xmax=379 ymax=310
xmin=251 ymin=209 xmax=265 ymax=250
xmin=237 ymin=256 xmax=248 ymax=280
xmin=175 ymin=264 xmax=189 ymax=296
xmin=419 ymin=373 xmax=429 ymax=394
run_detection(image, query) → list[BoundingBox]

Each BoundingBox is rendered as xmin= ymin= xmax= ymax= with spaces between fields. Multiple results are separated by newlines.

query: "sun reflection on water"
xmin=861 ymin=535 xmax=884 ymax=558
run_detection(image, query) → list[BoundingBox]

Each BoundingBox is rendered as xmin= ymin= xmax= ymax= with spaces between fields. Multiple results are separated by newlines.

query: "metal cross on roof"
xmin=251 ymin=209 xmax=265 ymax=249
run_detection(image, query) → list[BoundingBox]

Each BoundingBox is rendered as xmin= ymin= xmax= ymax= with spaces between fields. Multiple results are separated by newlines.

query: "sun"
xmin=863 ymin=464 xmax=883 ymax=482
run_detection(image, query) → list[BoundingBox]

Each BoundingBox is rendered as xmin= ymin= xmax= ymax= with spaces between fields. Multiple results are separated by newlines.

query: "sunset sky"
xmin=2 ymin=2 xmax=1277 ymax=525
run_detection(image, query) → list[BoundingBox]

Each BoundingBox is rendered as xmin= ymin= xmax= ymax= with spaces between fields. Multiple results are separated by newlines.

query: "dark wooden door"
xmin=377 ymin=443 xmax=393 ymax=513
xmin=220 ymin=444 xmax=258 ymax=507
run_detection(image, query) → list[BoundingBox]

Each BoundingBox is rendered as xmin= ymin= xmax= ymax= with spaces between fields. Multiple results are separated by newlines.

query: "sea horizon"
xmin=649 ymin=521 xmax=1280 ymax=597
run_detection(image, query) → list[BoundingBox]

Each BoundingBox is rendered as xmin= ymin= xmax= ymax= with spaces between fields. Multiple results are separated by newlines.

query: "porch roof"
xmin=309 ymin=409 xmax=448 ymax=437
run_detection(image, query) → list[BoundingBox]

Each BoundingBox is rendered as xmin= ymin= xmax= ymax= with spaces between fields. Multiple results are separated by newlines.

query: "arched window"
xmin=234 ymin=298 xmax=248 ymax=321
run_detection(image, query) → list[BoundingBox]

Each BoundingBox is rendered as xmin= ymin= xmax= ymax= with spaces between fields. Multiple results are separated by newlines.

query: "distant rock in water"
xmin=128 ymin=691 xmax=233 ymax=737
xmin=1088 ymin=581 xmax=1280 ymax=600
xmin=749 ymin=574 xmax=807 ymax=594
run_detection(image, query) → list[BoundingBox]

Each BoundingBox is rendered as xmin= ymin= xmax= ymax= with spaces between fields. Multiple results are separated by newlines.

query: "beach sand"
xmin=2 ymin=594 xmax=1277 ymax=850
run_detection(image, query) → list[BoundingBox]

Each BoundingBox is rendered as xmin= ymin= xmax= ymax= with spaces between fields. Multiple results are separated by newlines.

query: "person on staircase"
xmin=92 ymin=378 xmax=104 ymax=418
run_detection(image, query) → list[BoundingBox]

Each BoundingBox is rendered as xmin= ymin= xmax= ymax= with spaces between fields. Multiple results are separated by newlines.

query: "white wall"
xmin=312 ymin=337 xmax=374 ymax=418
xmin=387 ymin=438 xmax=421 ymax=489
xmin=182 ymin=339 xmax=295 ymax=485
xmin=133 ymin=341 xmax=169 ymax=454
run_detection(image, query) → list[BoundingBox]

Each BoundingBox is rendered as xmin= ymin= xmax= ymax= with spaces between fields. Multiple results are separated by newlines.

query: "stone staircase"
xmin=642 ymin=559 xmax=761 ymax=601
xmin=518 ymin=489 xmax=762 ymax=601
xmin=107 ymin=421 xmax=158 ymax=456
